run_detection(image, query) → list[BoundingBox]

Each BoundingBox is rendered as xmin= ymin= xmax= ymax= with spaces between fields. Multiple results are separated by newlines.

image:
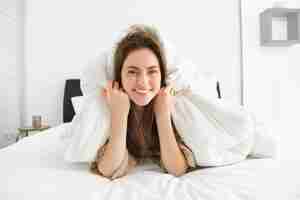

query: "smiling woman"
xmin=90 ymin=25 xmax=196 ymax=179
xmin=121 ymin=49 xmax=162 ymax=106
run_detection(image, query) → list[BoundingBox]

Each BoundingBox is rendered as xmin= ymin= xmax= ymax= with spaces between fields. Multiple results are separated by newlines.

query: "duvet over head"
xmin=64 ymin=24 xmax=276 ymax=166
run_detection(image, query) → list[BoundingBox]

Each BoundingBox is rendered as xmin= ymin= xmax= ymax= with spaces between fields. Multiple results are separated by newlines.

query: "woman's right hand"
xmin=102 ymin=80 xmax=130 ymax=117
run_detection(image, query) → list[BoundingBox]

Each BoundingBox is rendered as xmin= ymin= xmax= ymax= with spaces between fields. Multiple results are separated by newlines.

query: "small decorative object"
xmin=32 ymin=115 xmax=42 ymax=128
xmin=260 ymin=7 xmax=300 ymax=46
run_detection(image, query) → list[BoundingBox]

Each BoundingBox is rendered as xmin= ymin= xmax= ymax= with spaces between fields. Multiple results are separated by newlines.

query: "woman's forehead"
xmin=123 ymin=48 xmax=160 ymax=69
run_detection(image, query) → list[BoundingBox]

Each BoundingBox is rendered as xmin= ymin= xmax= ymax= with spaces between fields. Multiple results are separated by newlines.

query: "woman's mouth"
xmin=130 ymin=89 xmax=154 ymax=106
xmin=134 ymin=89 xmax=149 ymax=95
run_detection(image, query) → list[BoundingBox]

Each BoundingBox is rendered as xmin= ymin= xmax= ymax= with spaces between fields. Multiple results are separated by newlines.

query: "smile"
xmin=134 ymin=89 xmax=150 ymax=94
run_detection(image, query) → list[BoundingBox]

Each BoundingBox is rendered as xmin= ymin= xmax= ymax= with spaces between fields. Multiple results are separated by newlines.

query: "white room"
xmin=1 ymin=0 xmax=300 ymax=199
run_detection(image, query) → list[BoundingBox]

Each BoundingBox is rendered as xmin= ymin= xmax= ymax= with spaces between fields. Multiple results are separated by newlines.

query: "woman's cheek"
xmin=121 ymin=78 xmax=133 ymax=93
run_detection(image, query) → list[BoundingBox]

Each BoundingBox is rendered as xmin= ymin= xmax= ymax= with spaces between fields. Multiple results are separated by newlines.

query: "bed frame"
xmin=63 ymin=79 xmax=82 ymax=123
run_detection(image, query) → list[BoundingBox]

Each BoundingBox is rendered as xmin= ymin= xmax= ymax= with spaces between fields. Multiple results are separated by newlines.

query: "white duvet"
xmin=1 ymin=123 xmax=299 ymax=200
xmin=64 ymin=25 xmax=276 ymax=165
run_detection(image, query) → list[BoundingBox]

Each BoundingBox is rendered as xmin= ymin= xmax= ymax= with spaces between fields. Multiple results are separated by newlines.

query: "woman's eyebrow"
xmin=126 ymin=66 xmax=139 ymax=70
xmin=126 ymin=66 xmax=159 ymax=70
xmin=147 ymin=66 xmax=159 ymax=70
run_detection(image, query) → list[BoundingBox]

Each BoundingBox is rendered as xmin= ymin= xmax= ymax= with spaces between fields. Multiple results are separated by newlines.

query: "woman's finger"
xmin=106 ymin=80 xmax=113 ymax=93
xmin=158 ymin=87 xmax=164 ymax=95
xmin=101 ymin=87 xmax=107 ymax=97
xmin=113 ymin=81 xmax=119 ymax=90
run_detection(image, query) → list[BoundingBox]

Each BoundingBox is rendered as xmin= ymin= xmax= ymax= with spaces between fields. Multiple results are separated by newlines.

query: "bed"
xmin=1 ymin=79 xmax=300 ymax=200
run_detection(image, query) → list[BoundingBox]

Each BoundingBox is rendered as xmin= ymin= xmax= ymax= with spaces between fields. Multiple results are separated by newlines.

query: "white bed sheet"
xmin=0 ymin=123 xmax=300 ymax=200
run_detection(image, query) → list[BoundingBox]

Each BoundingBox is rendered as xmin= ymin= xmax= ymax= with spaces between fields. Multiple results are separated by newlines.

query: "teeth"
xmin=135 ymin=89 xmax=148 ymax=93
xmin=136 ymin=91 xmax=147 ymax=93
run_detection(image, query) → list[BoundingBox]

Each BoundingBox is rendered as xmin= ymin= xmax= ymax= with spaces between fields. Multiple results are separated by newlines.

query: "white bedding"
xmin=1 ymin=123 xmax=299 ymax=200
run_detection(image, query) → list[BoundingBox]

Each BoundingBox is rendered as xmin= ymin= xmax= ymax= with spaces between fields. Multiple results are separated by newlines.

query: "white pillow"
xmin=71 ymin=96 xmax=84 ymax=114
xmin=60 ymin=96 xmax=84 ymax=141
xmin=249 ymin=118 xmax=277 ymax=158
xmin=64 ymin=91 xmax=111 ymax=162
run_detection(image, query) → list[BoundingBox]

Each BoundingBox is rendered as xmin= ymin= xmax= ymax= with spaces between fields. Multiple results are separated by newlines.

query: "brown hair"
xmin=113 ymin=25 xmax=175 ymax=158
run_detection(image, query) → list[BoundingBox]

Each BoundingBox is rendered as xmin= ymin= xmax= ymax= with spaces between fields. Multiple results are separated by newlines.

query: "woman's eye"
xmin=128 ymin=71 xmax=136 ymax=74
xmin=149 ymin=70 xmax=158 ymax=74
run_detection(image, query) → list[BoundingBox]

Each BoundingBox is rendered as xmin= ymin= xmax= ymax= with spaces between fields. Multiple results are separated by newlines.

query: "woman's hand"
xmin=154 ymin=85 xmax=175 ymax=118
xmin=102 ymin=80 xmax=130 ymax=117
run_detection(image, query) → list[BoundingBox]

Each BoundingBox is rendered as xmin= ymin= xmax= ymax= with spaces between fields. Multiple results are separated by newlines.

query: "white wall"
xmin=242 ymin=0 xmax=300 ymax=159
xmin=0 ymin=0 xmax=23 ymax=136
xmin=25 ymin=0 xmax=241 ymax=127
xmin=3 ymin=0 xmax=300 ymax=160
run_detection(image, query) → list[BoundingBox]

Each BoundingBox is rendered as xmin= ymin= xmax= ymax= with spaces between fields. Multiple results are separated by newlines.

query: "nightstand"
xmin=16 ymin=126 xmax=51 ymax=142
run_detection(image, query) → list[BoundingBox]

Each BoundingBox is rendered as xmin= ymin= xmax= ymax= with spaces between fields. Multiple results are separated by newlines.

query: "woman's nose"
xmin=137 ymin=73 xmax=149 ymax=86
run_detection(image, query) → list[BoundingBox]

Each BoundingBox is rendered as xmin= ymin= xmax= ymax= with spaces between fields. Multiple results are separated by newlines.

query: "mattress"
xmin=0 ymin=123 xmax=299 ymax=200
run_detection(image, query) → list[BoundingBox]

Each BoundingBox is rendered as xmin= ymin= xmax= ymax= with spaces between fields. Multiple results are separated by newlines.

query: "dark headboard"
xmin=63 ymin=79 xmax=83 ymax=123
xmin=216 ymin=81 xmax=221 ymax=99
xmin=62 ymin=79 xmax=221 ymax=123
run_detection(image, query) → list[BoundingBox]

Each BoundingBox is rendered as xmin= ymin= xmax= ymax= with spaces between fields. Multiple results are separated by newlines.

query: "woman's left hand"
xmin=154 ymin=85 xmax=175 ymax=118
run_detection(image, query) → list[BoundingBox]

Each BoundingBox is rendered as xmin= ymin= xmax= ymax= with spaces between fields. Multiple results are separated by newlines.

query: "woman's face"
xmin=121 ymin=48 xmax=162 ymax=107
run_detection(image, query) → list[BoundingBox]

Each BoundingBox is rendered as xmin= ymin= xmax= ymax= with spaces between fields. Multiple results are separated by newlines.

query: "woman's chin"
xmin=132 ymin=100 xmax=151 ymax=107
xmin=130 ymin=96 xmax=153 ymax=106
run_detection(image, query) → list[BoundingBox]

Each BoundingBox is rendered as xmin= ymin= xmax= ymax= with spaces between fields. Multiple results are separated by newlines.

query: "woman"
xmin=90 ymin=25 xmax=196 ymax=179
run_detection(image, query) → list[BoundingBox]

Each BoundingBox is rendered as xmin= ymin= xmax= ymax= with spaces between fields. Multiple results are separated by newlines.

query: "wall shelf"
xmin=260 ymin=8 xmax=300 ymax=46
